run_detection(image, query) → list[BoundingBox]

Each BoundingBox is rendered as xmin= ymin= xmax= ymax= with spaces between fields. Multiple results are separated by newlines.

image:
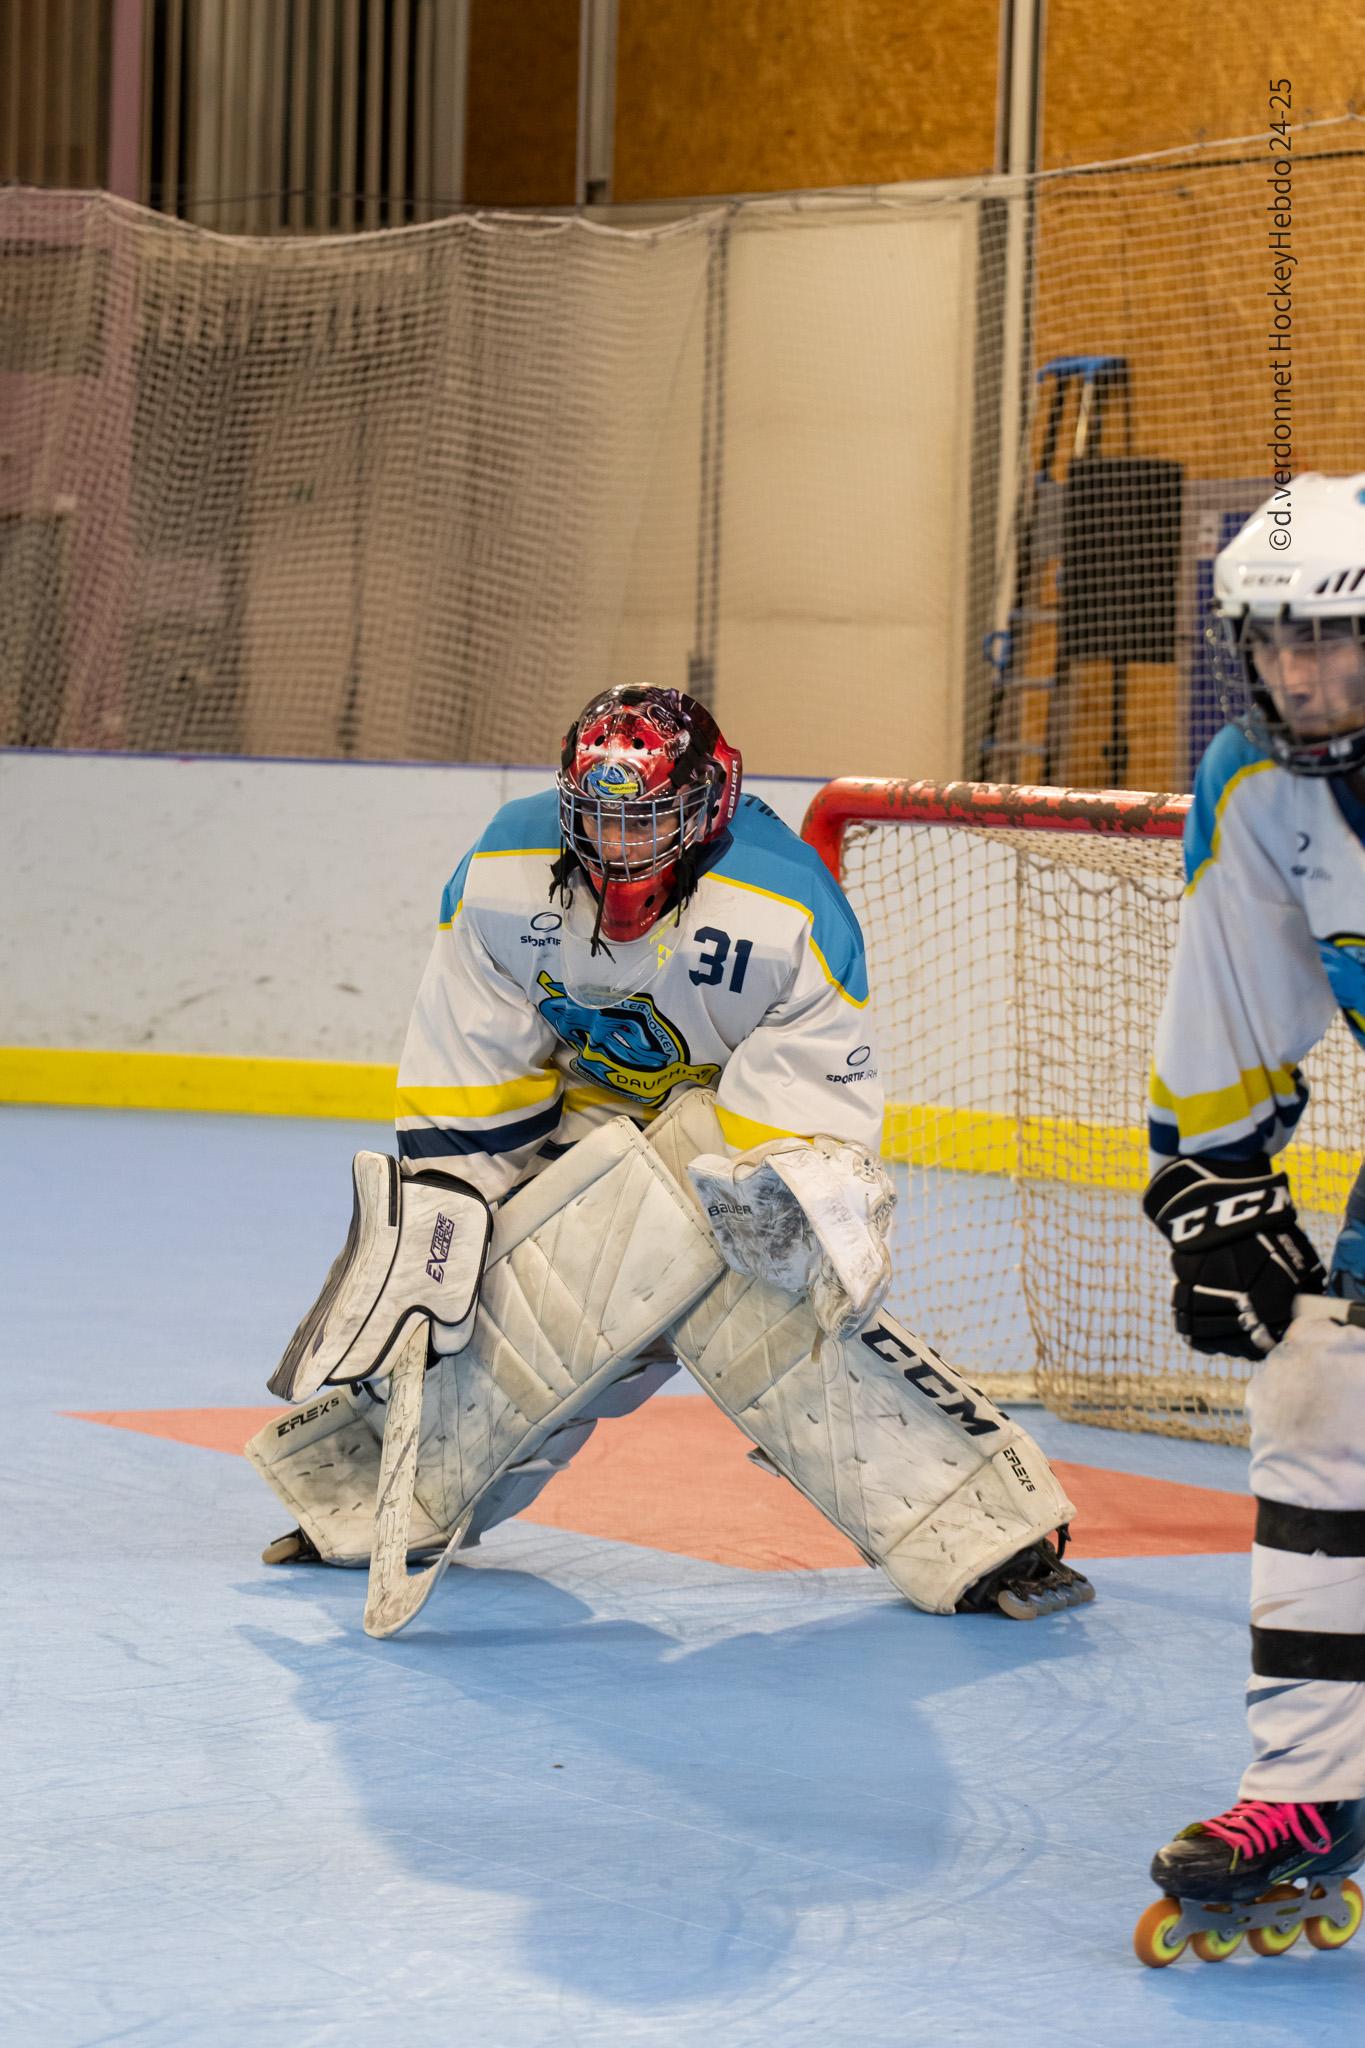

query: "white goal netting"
xmin=832 ymin=787 xmax=1363 ymax=1445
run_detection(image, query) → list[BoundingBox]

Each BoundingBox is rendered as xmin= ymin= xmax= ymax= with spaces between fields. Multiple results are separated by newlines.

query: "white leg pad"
xmin=647 ymin=1087 xmax=1075 ymax=1613
xmin=667 ymin=1278 xmax=1075 ymax=1613
xmin=250 ymin=1118 xmax=720 ymax=1562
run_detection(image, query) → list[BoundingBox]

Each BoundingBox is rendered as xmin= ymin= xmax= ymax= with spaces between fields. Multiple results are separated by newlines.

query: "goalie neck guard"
xmin=1213 ymin=473 xmax=1365 ymax=777
xmin=553 ymin=684 xmax=742 ymax=972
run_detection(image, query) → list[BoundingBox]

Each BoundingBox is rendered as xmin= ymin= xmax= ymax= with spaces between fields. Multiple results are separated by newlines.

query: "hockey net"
xmin=803 ymin=778 xmax=1363 ymax=1444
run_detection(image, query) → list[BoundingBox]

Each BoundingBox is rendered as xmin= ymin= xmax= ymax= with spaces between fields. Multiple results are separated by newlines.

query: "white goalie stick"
xmin=362 ymin=1318 xmax=474 ymax=1639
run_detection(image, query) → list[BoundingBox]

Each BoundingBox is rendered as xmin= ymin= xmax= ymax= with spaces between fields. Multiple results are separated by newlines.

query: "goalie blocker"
xmin=251 ymin=1094 xmax=1092 ymax=1630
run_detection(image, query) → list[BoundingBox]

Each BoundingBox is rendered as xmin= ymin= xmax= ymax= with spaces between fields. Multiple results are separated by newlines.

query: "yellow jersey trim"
xmin=1186 ymin=758 xmax=1277 ymax=894
xmin=470 ymin=846 xmax=558 ymax=861
xmin=716 ymin=1102 xmax=806 ymax=1149
xmin=1149 ymin=1061 xmax=1300 ymax=1140
xmin=710 ymin=873 xmax=869 ymax=1008
xmin=396 ymin=1072 xmax=561 ymax=1122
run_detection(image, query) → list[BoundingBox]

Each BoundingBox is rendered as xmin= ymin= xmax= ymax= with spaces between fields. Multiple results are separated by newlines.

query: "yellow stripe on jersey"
xmin=710 ymin=873 xmax=869 ymax=1007
xmin=470 ymin=846 xmax=558 ymax=860
xmin=563 ymin=1082 xmax=661 ymax=1120
xmin=716 ymin=1102 xmax=807 ymax=1149
xmin=396 ymin=1071 xmax=562 ymax=1123
xmin=1149 ymin=1061 xmax=1300 ymax=1141
xmin=1186 ymin=758 xmax=1276 ymax=894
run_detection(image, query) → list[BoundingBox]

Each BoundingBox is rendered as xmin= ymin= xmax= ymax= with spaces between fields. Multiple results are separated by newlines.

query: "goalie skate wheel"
xmin=1133 ymin=1898 xmax=1188 ymax=1967
xmin=1247 ymin=1886 xmax=1302 ymax=1955
xmin=1191 ymin=1925 xmax=1243 ymax=1962
xmin=1304 ymin=1877 xmax=1364 ymax=1950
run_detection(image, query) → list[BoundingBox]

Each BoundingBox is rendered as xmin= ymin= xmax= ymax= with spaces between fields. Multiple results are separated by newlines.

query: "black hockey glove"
xmin=1143 ymin=1156 xmax=1326 ymax=1360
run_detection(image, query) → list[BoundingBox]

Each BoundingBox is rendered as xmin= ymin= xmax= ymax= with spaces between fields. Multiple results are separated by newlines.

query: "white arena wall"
xmin=0 ymin=749 xmax=830 ymax=1108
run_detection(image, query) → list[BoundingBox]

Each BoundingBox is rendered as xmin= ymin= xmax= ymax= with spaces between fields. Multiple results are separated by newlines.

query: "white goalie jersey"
xmin=396 ymin=790 xmax=884 ymax=1199
xmin=1149 ymin=723 xmax=1365 ymax=1166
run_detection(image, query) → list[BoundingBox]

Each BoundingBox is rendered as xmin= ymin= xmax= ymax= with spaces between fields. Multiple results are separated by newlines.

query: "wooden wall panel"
xmin=1045 ymin=0 xmax=1365 ymax=168
xmin=614 ymin=0 xmax=998 ymax=201
xmin=464 ymin=0 xmax=578 ymax=206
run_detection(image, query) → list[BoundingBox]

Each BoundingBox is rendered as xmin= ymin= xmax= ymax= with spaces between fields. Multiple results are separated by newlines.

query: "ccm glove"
xmin=1143 ymin=1156 xmax=1326 ymax=1359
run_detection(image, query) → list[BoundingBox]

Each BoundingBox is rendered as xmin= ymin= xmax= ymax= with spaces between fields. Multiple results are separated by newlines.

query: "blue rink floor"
xmin=2 ymin=1107 xmax=1359 ymax=2048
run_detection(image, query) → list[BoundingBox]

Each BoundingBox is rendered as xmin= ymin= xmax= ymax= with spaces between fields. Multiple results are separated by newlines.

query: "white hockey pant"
xmin=247 ymin=1117 xmax=721 ymax=1564
xmin=1242 ymin=1309 xmax=1365 ymax=1801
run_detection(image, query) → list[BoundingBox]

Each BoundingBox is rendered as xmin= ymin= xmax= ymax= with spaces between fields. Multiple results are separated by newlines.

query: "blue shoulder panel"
xmin=438 ymin=846 xmax=474 ymax=925
xmin=716 ymin=795 xmax=869 ymax=1001
xmin=436 ymin=789 xmax=559 ymax=922
xmin=475 ymin=787 xmax=561 ymax=855
xmin=1184 ymin=723 xmax=1268 ymax=886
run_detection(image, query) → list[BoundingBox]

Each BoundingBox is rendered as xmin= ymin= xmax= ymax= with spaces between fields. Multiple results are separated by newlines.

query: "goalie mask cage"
xmin=802 ymin=777 xmax=1363 ymax=1445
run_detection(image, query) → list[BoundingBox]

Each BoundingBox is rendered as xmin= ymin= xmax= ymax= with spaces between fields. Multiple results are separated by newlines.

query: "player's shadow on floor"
xmin=240 ymin=1535 xmax=1097 ymax=2013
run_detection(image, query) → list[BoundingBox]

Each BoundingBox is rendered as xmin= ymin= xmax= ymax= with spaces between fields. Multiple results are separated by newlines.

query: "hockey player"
xmin=249 ymin=685 xmax=1092 ymax=1634
xmin=1137 ymin=474 xmax=1365 ymax=1966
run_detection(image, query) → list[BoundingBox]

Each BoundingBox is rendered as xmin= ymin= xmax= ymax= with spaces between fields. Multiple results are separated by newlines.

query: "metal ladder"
xmin=979 ymin=354 xmax=1131 ymax=782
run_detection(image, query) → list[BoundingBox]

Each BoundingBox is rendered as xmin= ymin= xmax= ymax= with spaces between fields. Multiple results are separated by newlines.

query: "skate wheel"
xmin=1304 ymin=1877 xmax=1364 ymax=1950
xmin=1133 ymin=1898 xmax=1188 ymax=1967
xmin=1191 ymin=1926 xmax=1243 ymax=1962
xmin=1247 ymin=1886 xmax=1302 ymax=1956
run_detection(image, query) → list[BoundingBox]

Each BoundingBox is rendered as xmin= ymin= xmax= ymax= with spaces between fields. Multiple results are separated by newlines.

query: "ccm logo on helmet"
xmin=859 ymin=1320 xmax=1001 ymax=1438
xmin=1169 ymin=1185 xmax=1289 ymax=1242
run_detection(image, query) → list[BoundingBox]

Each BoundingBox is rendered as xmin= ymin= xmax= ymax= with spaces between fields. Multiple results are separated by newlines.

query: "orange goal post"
xmin=800 ymin=777 xmax=1360 ymax=1444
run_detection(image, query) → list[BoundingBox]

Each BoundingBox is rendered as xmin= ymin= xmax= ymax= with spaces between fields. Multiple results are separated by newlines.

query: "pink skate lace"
xmin=1199 ymin=1800 xmax=1332 ymax=1863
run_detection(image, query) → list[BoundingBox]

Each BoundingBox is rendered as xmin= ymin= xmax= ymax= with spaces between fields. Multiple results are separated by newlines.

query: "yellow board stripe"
xmin=2 ymin=1052 xmax=1352 ymax=1213
xmin=881 ymin=1101 xmax=1354 ymax=1213
xmin=0 ymin=1047 xmax=397 ymax=1121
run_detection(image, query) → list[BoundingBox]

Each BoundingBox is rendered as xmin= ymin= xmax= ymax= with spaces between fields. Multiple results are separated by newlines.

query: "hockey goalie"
xmin=248 ymin=684 xmax=1094 ymax=1636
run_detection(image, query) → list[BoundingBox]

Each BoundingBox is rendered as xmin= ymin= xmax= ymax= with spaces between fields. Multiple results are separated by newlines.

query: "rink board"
xmin=1 ymin=1105 xmax=1358 ymax=2048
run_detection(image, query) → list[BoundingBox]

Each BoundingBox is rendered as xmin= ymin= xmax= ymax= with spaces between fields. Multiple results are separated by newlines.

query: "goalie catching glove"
xmin=686 ymin=1134 xmax=895 ymax=1338
xmin=1143 ymin=1155 xmax=1326 ymax=1360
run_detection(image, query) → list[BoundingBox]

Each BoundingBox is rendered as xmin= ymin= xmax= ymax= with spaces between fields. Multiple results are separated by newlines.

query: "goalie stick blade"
xmin=362 ymin=1505 xmax=476 ymax=1639
xmin=361 ymin=1317 xmax=480 ymax=1639
xmin=361 ymin=1317 xmax=441 ymax=1639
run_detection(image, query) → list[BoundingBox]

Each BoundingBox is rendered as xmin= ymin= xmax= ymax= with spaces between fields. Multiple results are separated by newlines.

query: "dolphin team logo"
xmin=1320 ymin=932 xmax=1365 ymax=1042
xmin=535 ymin=972 xmax=720 ymax=1106
xmin=582 ymin=759 xmax=645 ymax=800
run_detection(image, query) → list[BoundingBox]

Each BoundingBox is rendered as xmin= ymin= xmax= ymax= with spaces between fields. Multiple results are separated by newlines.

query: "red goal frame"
xmin=800 ymin=778 xmax=1192 ymax=879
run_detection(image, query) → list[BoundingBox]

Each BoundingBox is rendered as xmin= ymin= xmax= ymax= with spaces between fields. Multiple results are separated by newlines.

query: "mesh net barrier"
xmin=0 ymin=183 xmax=979 ymax=776
xmin=980 ymin=122 xmax=1365 ymax=794
xmin=836 ymin=789 xmax=1363 ymax=1445
xmin=0 ymin=188 xmax=721 ymax=762
xmin=10 ymin=120 xmax=1362 ymax=784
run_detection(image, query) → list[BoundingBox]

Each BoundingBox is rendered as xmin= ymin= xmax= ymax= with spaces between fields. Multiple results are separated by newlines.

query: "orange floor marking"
xmin=69 ymin=1397 xmax=1254 ymax=1567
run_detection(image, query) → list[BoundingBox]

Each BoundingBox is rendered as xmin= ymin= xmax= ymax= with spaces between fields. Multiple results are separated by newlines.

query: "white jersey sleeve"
xmin=396 ymin=833 xmax=566 ymax=1203
xmin=1149 ymin=725 xmax=1344 ymax=1165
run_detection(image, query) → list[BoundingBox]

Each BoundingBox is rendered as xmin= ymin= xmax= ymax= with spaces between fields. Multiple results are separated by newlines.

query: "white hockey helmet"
xmin=1213 ymin=472 xmax=1365 ymax=775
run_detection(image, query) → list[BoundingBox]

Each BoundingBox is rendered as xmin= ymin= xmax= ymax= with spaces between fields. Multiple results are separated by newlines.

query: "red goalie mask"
xmin=556 ymin=685 xmax=742 ymax=945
